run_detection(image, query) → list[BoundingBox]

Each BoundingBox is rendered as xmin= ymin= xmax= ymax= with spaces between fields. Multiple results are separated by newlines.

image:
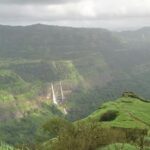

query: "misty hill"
xmin=0 ymin=24 xmax=150 ymax=87
xmin=0 ymin=24 xmax=121 ymax=59
xmin=1 ymin=24 xmax=150 ymax=149
xmin=1 ymin=24 xmax=150 ymax=120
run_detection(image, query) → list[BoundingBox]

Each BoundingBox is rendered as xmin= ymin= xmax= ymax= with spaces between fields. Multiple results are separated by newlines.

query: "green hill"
xmin=85 ymin=93 xmax=150 ymax=129
xmin=40 ymin=94 xmax=150 ymax=150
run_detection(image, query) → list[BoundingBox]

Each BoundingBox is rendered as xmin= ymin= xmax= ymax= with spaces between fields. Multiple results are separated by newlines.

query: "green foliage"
xmin=98 ymin=143 xmax=138 ymax=150
xmin=9 ymin=61 xmax=58 ymax=82
xmin=1 ymin=25 xmax=150 ymax=123
xmin=66 ymin=88 xmax=112 ymax=121
xmin=43 ymin=117 xmax=73 ymax=137
xmin=0 ymin=70 xmax=28 ymax=94
xmin=0 ymin=142 xmax=18 ymax=150
xmin=41 ymin=120 xmax=107 ymax=150
xmin=54 ymin=60 xmax=83 ymax=82
xmin=0 ymin=90 xmax=14 ymax=102
xmin=0 ymin=102 xmax=63 ymax=145
xmin=41 ymin=118 xmax=148 ymax=150
xmin=1 ymin=25 xmax=150 ymax=149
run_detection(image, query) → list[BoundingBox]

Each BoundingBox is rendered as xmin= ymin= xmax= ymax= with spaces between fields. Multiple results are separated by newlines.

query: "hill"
xmin=85 ymin=92 xmax=150 ymax=129
xmin=40 ymin=94 xmax=150 ymax=150
xmin=1 ymin=24 xmax=150 ymax=147
xmin=0 ymin=24 xmax=150 ymax=93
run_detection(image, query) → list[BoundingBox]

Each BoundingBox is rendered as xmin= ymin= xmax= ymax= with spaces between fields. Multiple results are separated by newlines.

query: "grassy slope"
xmin=40 ymin=96 xmax=150 ymax=150
xmin=85 ymin=97 xmax=150 ymax=129
xmin=79 ymin=96 xmax=150 ymax=149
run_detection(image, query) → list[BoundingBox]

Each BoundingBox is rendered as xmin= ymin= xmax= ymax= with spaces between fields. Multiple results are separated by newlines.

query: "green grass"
xmin=85 ymin=97 xmax=150 ymax=129
xmin=70 ymin=96 xmax=150 ymax=150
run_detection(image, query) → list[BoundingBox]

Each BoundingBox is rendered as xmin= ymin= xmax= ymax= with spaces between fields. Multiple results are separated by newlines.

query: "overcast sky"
xmin=1 ymin=0 xmax=150 ymax=30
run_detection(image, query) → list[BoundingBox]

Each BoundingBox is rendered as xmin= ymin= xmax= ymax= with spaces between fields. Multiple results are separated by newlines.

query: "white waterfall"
xmin=63 ymin=108 xmax=68 ymax=115
xmin=50 ymin=82 xmax=68 ymax=115
xmin=60 ymin=81 xmax=65 ymax=102
xmin=51 ymin=83 xmax=58 ymax=105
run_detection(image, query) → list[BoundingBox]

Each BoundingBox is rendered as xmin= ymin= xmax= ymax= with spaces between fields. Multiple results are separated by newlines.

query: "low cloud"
xmin=0 ymin=0 xmax=79 ymax=5
xmin=0 ymin=0 xmax=150 ymax=30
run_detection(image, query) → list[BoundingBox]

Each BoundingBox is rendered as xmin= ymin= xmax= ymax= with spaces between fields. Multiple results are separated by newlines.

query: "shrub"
xmin=100 ymin=110 xmax=118 ymax=121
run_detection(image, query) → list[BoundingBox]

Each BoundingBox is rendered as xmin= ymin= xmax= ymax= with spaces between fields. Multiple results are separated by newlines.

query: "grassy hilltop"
xmin=39 ymin=93 xmax=150 ymax=150
xmin=85 ymin=93 xmax=150 ymax=129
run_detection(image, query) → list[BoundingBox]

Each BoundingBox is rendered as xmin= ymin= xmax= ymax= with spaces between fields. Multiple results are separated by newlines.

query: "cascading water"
xmin=63 ymin=108 xmax=68 ymax=115
xmin=60 ymin=82 xmax=68 ymax=114
xmin=50 ymin=82 xmax=68 ymax=115
xmin=51 ymin=83 xmax=58 ymax=105
xmin=60 ymin=81 xmax=65 ymax=102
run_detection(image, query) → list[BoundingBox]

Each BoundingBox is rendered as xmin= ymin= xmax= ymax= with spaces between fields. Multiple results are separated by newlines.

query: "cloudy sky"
xmin=0 ymin=0 xmax=150 ymax=30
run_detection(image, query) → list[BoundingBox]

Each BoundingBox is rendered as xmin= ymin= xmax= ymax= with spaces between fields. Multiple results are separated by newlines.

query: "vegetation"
xmin=1 ymin=25 xmax=150 ymax=149
xmin=0 ymin=101 xmax=63 ymax=145
xmin=0 ymin=142 xmax=17 ymax=150
xmin=38 ymin=96 xmax=150 ymax=150
xmin=100 ymin=110 xmax=119 ymax=121
xmin=1 ymin=25 xmax=150 ymax=121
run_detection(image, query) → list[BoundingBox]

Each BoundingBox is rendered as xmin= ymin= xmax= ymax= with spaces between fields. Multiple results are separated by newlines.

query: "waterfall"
xmin=60 ymin=81 xmax=65 ymax=102
xmin=50 ymin=82 xmax=67 ymax=114
xmin=51 ymin=83 xmax=58 ymax=105
xmin=63 ymin=108 xmax=68 ymax=115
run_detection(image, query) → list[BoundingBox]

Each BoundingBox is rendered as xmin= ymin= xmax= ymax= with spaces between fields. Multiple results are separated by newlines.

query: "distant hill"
xmin=0 ymin=24 xmax=150 ymax=95
xmin=0 ymin=24 xmax=121 ymax=59
xmin=1 ymin=24 xmax=150 ymax=119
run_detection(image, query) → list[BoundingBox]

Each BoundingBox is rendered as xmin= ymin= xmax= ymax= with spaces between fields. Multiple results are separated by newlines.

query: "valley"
xmin=0 ymin=24 xmax=150 ymax=149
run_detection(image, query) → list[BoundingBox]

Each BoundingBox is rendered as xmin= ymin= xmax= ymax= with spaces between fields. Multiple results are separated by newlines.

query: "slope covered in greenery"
xmin=33 ymin=94 xmax=149 ymax=150
xmin=0 ymin=99 xmax=64 ymax=145
xmin=85 ymin=94 xmax=150 ymax=129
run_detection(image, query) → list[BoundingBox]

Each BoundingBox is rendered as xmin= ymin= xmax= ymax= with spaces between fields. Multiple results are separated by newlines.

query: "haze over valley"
xmin=1 ymin=0 xmax=150 ymax=149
